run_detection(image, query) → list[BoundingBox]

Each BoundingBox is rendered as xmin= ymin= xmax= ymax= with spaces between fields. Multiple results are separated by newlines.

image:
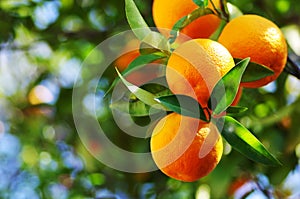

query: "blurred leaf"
xmin=125 ymin=0 xmax=151 ymax=40
xmin=227 ymin=2 xmax=243 ymax=20
xmin=219 ymin=116 xmax=281 ymax=166
xmin=209 ymin=58 xmax=250 ymax=115
xmin=156 ymin=94 xmax=209 ymax=122
xmin=116 ymin=68 xmax=159 ymax=106
xmin=226 ymin=106 xmax=248 ymax=115
xmin=193 ymin=0 xmax=208 ymax=7
xmin=234 ymin=59 xmax=275 ymax=83
xmin=169 ymin=7 xmax=214 ymax=43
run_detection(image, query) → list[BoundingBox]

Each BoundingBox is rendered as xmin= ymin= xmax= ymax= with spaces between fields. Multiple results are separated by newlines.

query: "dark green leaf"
xmin=140 ymin=82 xmax=172 ymax=97
xmin=218 ymin=116 xmax=281 ymax=166
xmin=156 ymin=95 xmax=209 ymax=122
xmin=209 ymin=58 xmax=250 ymax=115
xmin=193 ymin=0 xmax=208 ymax=7
xmin=226 ymin=106 xmax=248 ymax=115
xmin=125 ymin=0 xmax=151 ymax=40
xmin=169 ymin=7 xmax=214 ymax=43
xmin=233 ymin=59 xmax=275 ymax=83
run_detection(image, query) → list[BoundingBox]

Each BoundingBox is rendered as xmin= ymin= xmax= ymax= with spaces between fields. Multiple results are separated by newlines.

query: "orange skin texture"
xmin=218 ymin=14 xmax=288 ymax=88
xmin=150 ymin=113 xmax=223 ymax=182
xmin=166 ymin=39 xmax=235 ymax=109
xmin=152 ymin=0 xmax=221 ymax=39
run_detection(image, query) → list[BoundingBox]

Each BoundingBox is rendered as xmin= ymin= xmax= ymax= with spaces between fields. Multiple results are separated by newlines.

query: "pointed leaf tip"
xmin=209 ymin=58 xmax=250 ymax=115
xmin=220 ymin=116 xmax=281 ymax=166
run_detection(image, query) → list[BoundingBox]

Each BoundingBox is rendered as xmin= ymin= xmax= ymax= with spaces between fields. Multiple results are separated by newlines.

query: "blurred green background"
xmin=0 ymin=0 xmax=300 ymax=198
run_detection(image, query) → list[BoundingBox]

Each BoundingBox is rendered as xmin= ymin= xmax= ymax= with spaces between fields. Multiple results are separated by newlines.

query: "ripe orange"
xmin=152 ymin=0 xmax=221 ymax=39
xmin=218 ymin=14 xmax=288 ymax=88
xmin=166 ymin=39 xmax=235 ymax=109
xmin=150 ymin=112 xmax=223 ymax=182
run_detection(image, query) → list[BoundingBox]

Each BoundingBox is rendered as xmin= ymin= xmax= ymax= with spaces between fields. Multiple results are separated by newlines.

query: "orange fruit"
xmin=152 ymin=0 xmax=221 ymax=39
xmin=114 ymin=39 xmax=140 ymax=71
xmin=218 ymin=14 xmax=288 ymax=88
xmin=231 ymin=86 xmax=243 ymax=106
xmin=150 ymin=112 xmax=223 ymax=182
xmin=166 ymin=39 xmax=235 ymax=109
xmin=228 ymin=176 xmax=250 ymax=196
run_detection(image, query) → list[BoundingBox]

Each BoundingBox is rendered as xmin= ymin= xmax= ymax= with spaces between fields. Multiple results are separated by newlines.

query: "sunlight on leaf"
xmin=218 ymin=116 xmax=281 ymax=166
xmin=116 ymin=68 xmax=159 ymax=106
xmin=193 ymin=0 xmax=208 ymax=8
xmin=125 ymin=0 xmax=151 ymax=40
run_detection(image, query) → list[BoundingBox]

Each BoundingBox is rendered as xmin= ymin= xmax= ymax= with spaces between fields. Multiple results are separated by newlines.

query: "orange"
xmin=152 ymin=0 xmax=221 ymax=39
xmin=114 ymin=39 xmax=140 ymax=71
xmin=218 ymin=14 xmax=288 ymax=88
xmin=166 ymin=39 xmax=235 ymax=109
xmin=231 ymin=86 xmax=243 ymax=106
xmin=228 ymin=176 xmax=250 ymax=196
xmin=150 ymin=112 xmax=223 ymax=182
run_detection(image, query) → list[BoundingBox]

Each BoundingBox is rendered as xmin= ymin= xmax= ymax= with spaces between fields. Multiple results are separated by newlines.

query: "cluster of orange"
xmin=116 ymin=0 xmax=288 ymax=182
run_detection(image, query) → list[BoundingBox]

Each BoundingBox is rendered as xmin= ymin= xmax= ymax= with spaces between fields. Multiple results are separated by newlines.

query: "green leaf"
xmin=209 ymin=19 xmax=227 ymax=41
xmin=125 ymin=0 xmax=151 ymax=40
xmin=105 ymin=53 xmax=166 ymax=96
xmin=233 ymin=59 xmax=275 ymax=83
xmin=125 ymin=0 xmax=170 ymax=52
xmin=209 ymin=58 xmax=250 ymax=115
xmin=116 ymin=68 xmax=159 ymax=106
xmin=125 ymin=53 xmax=166 ymax=74
xmin=140 ymin=82 xmax=172 ymax=97
xmin=140 ymin=31 xmax=170 ymax=53
xmin=169 ymin=7 xmax=214 ymax=43
xmin=218 ymin=116 xmax=281 ymax=166
xmin=110 ymin=79 xmax=172 ymax=117
xmin=193 ymin=0 xmax=208 ymax=7
xmin=156 ymin=94 xmax=209 ymax=122
xmin=226 ymin=106 xmax=248 ymax=115
xmin=110 ymin=98 xmax=162 ymax=117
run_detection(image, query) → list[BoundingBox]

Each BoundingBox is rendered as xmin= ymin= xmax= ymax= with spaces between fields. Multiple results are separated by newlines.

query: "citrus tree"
xmin=0 ymin=0 xmax=300 ymax=198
